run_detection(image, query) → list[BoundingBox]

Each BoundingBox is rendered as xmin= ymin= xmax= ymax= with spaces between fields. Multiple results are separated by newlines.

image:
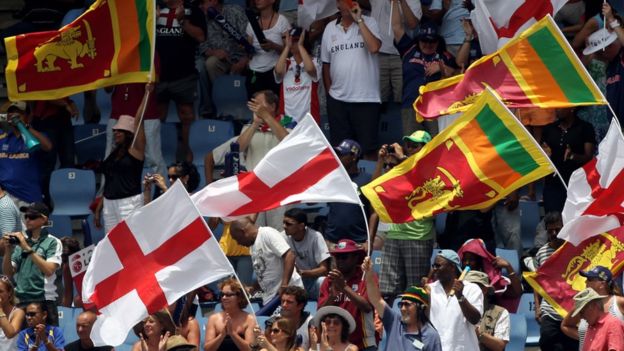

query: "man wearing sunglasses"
xmin=2 ymin=202 xmax=62 ymax=326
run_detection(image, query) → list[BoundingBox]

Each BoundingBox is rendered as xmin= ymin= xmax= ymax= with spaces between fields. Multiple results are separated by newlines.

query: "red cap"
xmin=330 ymin=239 xmax=365 ymax=254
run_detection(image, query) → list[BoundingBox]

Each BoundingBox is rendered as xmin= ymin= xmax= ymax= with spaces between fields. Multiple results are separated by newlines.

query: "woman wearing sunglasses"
xmin=204 ymin=278 xmax=256 ymax=351
xmin=0 ymin=276 xmax=25 ymax=351
xmin=309 ymin=306 xmax=357 ymax=351
xmin=16 ymin=302 xmax=64 ymax=351
xmin=143 ymin=161 xmax=200 ymax=204
xmin=255 ymin=317 xmax=302 ymax=351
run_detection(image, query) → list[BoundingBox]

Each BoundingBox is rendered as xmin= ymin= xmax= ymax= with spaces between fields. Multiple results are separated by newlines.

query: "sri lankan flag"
xmin=524 ymin=228 xmax=624 ymax=317
xmin=414 ymin=15 xmax=605 ymax=120
xmin=362 ymin=89 xmax=553 ymax=223
xmin=4 ymin=0 xmax=154 ymax=100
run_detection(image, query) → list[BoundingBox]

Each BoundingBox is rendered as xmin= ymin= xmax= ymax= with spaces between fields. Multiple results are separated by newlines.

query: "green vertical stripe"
xmin=134 ymin=0 xmax=151 ymax=71
xmin=526 ymin=27 xmax=594 ymax=103
xmin=475 ymin=105 xmax=539 ymax=176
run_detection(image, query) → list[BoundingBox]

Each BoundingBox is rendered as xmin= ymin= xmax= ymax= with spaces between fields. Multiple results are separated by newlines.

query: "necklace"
xmin=261 ymin=11 xmax=275 ymax=30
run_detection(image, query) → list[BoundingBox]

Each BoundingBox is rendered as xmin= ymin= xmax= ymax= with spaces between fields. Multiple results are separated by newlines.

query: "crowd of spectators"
xmin=2 ymin=0 xmax=624 ymax=350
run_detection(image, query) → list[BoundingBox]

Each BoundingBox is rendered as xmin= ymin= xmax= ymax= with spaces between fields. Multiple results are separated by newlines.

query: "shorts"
xmin=516 ymin=107 xmax=556 ymax=126
xmin=156 ymin=74 xmax=198 ymax=105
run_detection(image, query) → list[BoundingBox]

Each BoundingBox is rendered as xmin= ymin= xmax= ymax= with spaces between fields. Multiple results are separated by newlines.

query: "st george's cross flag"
xmin=470 ymin=0 xmax=568 ymax=54
xmin=82 ymin=182 xmax=234 ymax=347
xmin=558 ymin=119 xmax=624 ymax=246
xmin=191 ymin=114 xmax=361 ymax=218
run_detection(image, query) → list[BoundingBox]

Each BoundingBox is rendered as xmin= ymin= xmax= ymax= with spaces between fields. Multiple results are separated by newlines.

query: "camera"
xmin=7 ymin=235 xmax=20 ymax=245
xmin=386 ymin=145 xmax=395 ymax=154
xmin=289 ymin=27 xmax=303 ymax=38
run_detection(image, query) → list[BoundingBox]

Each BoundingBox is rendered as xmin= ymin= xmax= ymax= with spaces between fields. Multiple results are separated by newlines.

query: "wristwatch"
xmin=356 ymin=18 xmax=363 ymax=24
xmin=457 ymin=295 xmax=466 ymax=303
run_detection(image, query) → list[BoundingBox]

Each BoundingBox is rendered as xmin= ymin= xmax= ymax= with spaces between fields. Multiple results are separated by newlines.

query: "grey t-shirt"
xmin=282 ymin=227 xmax=330 ymax=270
xmin=382 ymin=305 xmax=442 ymax=351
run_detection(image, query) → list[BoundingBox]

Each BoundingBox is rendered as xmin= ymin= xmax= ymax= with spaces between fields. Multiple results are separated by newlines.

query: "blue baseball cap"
xmin=437 ymin=249 xmax=462 ymax=273
xmin=580 ymin=266 xmax=613 ymax=282
xmin=334 ymin=139 xmax=362 ymax=158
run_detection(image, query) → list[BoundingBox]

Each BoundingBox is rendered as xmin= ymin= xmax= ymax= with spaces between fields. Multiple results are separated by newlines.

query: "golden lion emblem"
xmin=33 ymin=20 xmax=96 ymax=73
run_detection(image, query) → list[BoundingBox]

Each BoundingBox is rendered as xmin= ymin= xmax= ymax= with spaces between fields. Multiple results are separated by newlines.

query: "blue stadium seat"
xmin=121 ymin=330 xmax=139 ymax=351
xmin=520 ymin=200 xmax=541 ymax=251
xmin=57 ymin=307 xmax=80 ymax=344
xmin=189 ymin=119 xmax=235 ymax=167
xmin=371 ymin=250 xmax=383 ymax=274
xmin=47 ymin=215 xmax=73 ymax=238
xmin=304 ymin=300 xmax=317 ymax=314
xmin=507 ymin=313 xmax=528 ymax=351
xmin=212 ymin=75 xmax=251 ymax=121
xmin=49 ymin=169 xmax=96 ymax=217
xmin=198 ymin=316 xmax=208 ymax=347
xmin=495 ymin=248 xmax=520 ymax=274
xmin=358 ymin=160 xmax=376 ymax=178
xmin=96 ymin=89 xmax=111 ymax=125
xmin=82 ymin=213 xmax=106 ymax=246
xmin=73 ymin=124 xmax=107 ymax=164
xmin=256 ymin=316 xmax=271 ymax=331
xmin=517 ymin=293 xmax=540 ymax=346
xmin=160 ymin=122 xmax=178 ymax=165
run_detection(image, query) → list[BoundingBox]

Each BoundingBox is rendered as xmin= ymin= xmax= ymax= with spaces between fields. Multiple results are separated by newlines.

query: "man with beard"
xmin=362 ymin=256 xmax=442 ymax=351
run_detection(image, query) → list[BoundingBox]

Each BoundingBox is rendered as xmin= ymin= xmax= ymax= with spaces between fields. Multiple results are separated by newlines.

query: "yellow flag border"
xmin=362 ymin=89 xmax=553 ymax=223
xmin=524 ymin=232 xmax=624 ymax=318
xmin=413 ymin=15 xmax=606 ymax=120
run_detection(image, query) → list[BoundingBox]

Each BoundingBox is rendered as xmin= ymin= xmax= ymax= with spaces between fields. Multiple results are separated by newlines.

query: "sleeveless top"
xmin=0 ymin=307 xmax=19 ymax=351
xmin=578 ymin=296 xmax=624 ymax=349
xmin=217 ymin=333 xmax=246 ymax=351
xmin=102 ymin=151 xmax=144 ymax=199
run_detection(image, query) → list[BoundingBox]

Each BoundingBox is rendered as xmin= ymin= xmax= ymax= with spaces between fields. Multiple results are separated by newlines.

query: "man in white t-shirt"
xmin=281 ymin=208 xmax=331 ymax=300
xmin=321 ymin=0 xmax=382 ymax=158
xmin=230 ymin=217 xmax=303 ymax=309
xmin=428 ymin=249 xmax=483 ymax=351
xmin=371 ymin=0 xmax=421 ymax=104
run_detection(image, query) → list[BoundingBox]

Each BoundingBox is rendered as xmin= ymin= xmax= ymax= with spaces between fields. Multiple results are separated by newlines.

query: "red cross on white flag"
xmin=191 ymin=114 xmax=361 ymax=218
xmin=558 ymin=119 xmax=624 ymax=246
xmin=470 ymin=0 xmax=568 ymax=54
xmin=82 ymin=182 xmax=234 ymax=346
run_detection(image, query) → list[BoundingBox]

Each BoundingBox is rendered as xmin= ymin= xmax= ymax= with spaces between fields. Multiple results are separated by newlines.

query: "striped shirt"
xmin=536 ymin=243 xmax=560 ymax=320
xmin=0 ymin=193 xmax=21 ymax=235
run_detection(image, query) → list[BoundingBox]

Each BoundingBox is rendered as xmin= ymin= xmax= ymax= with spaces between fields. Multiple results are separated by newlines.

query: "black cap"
xmin=19 ymin=202 xmax=50 ymax=217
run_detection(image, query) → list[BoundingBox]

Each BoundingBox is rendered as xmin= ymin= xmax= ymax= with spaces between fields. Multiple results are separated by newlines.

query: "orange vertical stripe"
xmin=456 ymin=120 xmax=522 ymax=188
xmin=504 ymin=39 xmax=569 ymax=104
xmin=115 ymin=0 xmax=140 ymax=73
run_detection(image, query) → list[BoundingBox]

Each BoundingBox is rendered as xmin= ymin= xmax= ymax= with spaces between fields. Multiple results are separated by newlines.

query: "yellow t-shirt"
xmin=219 ymin=222 xmax=250 ymax=256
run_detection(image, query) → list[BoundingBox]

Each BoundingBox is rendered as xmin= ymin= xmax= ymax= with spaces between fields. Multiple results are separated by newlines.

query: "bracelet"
xmin=610 ymin=19 xmax=621 ymax=29
xmin=356 ymin=18 xmax=363 ymax=24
